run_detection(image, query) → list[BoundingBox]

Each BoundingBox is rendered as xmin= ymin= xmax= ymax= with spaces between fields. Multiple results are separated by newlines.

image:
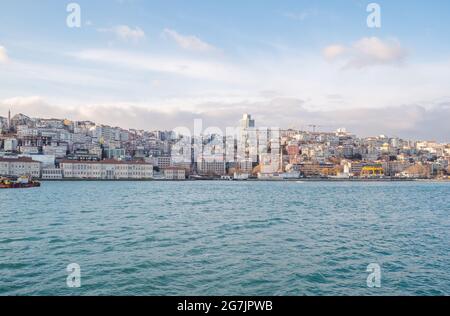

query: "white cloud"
xmin=2 ymin=96 xmax=450 ymax=141
xmin=71 ymin=49 xmax=247 ymax=83
xmin=322 ymin=44 xmax=346 ymax=61
xmin=98 ymin=25 xmax=146 ymax=42
xmin=162 ymin=28 xmax=217 ymax=52
xmin=350 ymin=37 xmax=407 ymax=68
xmin=323 ymin=37 xmax=407 ymax=68
xmin=0 ymin=46 xmax=9 ymax=63
xmin=3 ymin=40 xmax=450 ymax=141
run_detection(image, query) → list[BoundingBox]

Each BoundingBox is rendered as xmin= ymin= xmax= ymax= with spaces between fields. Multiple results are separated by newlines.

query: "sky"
xmin=1 ymin=0 xmax=450 ymax=141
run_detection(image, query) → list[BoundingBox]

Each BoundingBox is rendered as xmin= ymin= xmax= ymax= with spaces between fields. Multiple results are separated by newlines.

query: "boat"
xmin=0 ymin=176 xmax=41 ymax=189
xmin=233 ymin=172 xmax=249 ymax=181
xmin=257 ymin=171 xmax=301 ymax=180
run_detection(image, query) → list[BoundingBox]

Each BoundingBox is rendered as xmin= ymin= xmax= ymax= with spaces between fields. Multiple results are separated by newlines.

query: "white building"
xmin=19 ymin=146 xmax=39 ymax=155
xmin=240 ymin=113 xmax=255 ymax=130
xmin=163 ymin=167 xmax=186 ymax=180
xmin=0 ymin=157 xmax=41 ymax=178
xmin=4 ymin=138 xmax=18 ymax=152
xmin=41 ymin=168 xmax=63 ymax=180
xmin=60 ymin=160 xmax=153 ymax=180
xmin=43 ymin=144 xmax=68 ymax=158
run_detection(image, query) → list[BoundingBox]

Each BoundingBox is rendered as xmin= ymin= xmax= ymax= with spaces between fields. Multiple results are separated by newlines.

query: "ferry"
xmin=0 ymin=176 xmax=41 ymax=189
xmin=233 ymin=173 xmax=249 ymax=181
xmin=257 ymin=171 xmax=301 ymax=180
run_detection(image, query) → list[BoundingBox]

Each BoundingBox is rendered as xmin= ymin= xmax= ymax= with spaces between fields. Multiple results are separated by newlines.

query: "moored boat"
xmin=0 ymin=176 xmax=41 ymax=189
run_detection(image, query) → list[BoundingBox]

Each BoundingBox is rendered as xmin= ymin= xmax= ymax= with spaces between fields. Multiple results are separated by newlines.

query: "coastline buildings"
xmin=60 ymin=160 xmax=153 ymax=180
xmin=0 ymin=111 xmax=449 ymax=180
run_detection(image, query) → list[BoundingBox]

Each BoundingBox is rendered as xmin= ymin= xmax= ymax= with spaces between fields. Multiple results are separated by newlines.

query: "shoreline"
xmin=38 ymin=178 xmax=449 ymax=183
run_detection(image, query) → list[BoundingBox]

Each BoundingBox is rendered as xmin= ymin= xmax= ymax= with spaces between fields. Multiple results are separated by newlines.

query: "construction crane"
xmin=308 ymin=125 xmax=321 ymax=133
xmin=307 ymin=124 xmax=332 ymax=133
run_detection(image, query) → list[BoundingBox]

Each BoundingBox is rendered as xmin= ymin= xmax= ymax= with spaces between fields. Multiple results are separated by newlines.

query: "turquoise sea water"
xmin=1 ymin=181 xmax=449 ymax=296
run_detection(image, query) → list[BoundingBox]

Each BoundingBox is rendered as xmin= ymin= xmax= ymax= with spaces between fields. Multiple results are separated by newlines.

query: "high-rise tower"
xmin=239 ymin=114 xmax=257 ymax=162
xmin=240 ymin=113 xmax=255 ymax=129
xmin=7 ymin=109 xmax=11 ymax=131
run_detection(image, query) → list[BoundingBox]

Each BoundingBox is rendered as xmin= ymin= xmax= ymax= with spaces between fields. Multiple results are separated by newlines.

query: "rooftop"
xmin=0 ymin=157 xmax=38 ymax=163
xmin=60 ymin=159 xmax=152 ymax=165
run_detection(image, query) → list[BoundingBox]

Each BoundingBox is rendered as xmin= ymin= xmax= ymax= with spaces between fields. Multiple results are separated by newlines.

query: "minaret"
xmin=8 ymin=109 xmax=11 ymax=131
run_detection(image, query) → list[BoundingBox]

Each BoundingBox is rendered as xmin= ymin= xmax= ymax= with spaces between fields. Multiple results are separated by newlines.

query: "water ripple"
xmin=1 ymin=181 xmax=449 ymax=295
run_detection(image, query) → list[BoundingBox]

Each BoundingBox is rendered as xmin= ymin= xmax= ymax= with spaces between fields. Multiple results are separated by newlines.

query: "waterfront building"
xmin=382 ymin=161 xmax=412 ymax=176
xmin=350 ymin=162 xmax=367 ymax=177
xmin=196 ymin=138 xmax=227 ymax=176
xmin=0 ymin=157 xmax=41 ymax=178
xmin=296 ymin=162 xmax=335 ymax=177
xmin=237 ymin=158 xmax=253 ymax=173
xmin=360 ymin=165 xmax=384 ymax=178
xmin=60 ymin=160 xmax=153 ymax=180
xmin=41 ymin=168 xmax=63 ymax=180
xmin=171 ymin=161 xmax=192 ymax=173
xmin=197 ymin=160 xmax=226 ymax=176
xmin=163 ymin=167 xmax=186 ymax=180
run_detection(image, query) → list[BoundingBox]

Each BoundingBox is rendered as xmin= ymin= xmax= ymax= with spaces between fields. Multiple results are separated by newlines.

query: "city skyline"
xmin=1 ymin=110 xmax=449 ymax=181
xmin=1 ymin=1 xmax=450 ymax=141
xmin=1 ymin=109 xmax=449 ymax=144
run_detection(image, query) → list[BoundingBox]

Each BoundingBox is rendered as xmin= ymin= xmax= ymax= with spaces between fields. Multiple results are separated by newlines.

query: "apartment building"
xmin=156 ymin=156 xmax=172 ymax=169
xmin=197 ymin=160 xmax=226 ymax=176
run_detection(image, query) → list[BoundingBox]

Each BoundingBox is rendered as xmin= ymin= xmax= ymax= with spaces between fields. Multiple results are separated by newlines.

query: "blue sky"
xmin=1 ymin=0 xmax=450 ymax=140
